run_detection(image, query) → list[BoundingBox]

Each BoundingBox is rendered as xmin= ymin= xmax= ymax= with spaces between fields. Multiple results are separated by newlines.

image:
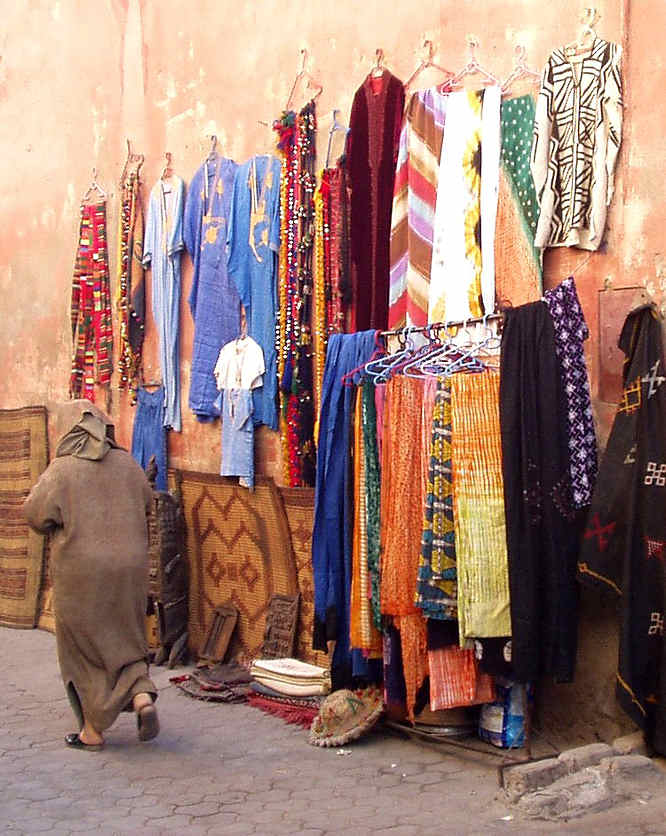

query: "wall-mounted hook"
xmin=423 ymin=39 xmax=435 ymax=62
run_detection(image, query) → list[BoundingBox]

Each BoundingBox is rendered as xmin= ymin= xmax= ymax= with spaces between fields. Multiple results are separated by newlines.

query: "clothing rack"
xmin=380 ymin=311 xmax=504 ymax=338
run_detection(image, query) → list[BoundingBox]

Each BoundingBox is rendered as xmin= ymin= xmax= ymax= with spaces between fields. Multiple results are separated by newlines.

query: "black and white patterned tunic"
xmin=531 ymin=38 xmax=622 ymax=251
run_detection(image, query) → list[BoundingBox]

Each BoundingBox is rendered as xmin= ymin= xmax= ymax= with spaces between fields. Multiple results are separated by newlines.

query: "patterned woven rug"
xmin=0 ymin=406 xmax=48 ymax=628
xmin=175 ymin=471 xmax=299 ymax=664
xmin=278 ymin=487 xmax=329 ymax=668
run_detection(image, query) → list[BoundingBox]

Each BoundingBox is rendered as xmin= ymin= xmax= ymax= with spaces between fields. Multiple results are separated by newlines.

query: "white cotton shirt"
xmin=214 ymin=336 xmax=265 ymax=391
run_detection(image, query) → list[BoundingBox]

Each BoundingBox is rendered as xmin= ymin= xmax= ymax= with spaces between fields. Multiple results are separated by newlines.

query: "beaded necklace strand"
xmin=274 ymin=101 xmax=317 ymax=486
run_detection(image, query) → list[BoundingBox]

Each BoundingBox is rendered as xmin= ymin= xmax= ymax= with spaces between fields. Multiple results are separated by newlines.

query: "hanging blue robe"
xmin=227 ymin=155 xmax=281 ymax=430
xmin=312 ymin=330 xmax=381 ymax=687
xmin=142 ymin=176 xmax=185 ymax=432
xmin=184 ymin=154 xmax=240 ymax=421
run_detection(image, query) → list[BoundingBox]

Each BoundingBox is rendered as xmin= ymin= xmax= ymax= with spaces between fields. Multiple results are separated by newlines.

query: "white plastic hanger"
xmin=404 ymin=39 xmax=454 ymax=92
xmin=564 ymin=7 xmax=600 ymax=56
xmin=82 ymin=167 xmax=106 ymax=203
xmin=285 ymin=49 xmax=323 ymax=111
xmin=501 ymin=45 xmax=541 ymax=94
xmin=446 ymin=36 xmax=501 ymax=90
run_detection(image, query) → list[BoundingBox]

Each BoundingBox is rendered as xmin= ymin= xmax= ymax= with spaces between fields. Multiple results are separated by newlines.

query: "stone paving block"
xmin=200 ymin=818 xmax=257 ymax=835
xmin=558 ymin=742 xmax=614 ymax=773
xmin=325 ymin=828 xmax=373 ymax=836
xmin=288 ymin=830 xmax=324 ymax=836
xmin=126 ymin=793 xmax=161 ymax=809
xmin=517 ymin=769 xmax=612 ymax=820
xmin=14 ymin=818 xmax=57 ymax=833
xmin=144 ymin=812 xmax=192 ymax=828
xmin=100 ymin=784 xmax=144 ymax=800
xmin=174 ymin=801 xmax=222 ymax=817
xmin=403 ymin=770 xmax=446 ymax=785
xmin=502 ymin=757 xmax=567 ymax=800
xmin=203 ymin=790 xmax=246 ymax=805
xmin=602 ymin=753 xmax=660 ymax=779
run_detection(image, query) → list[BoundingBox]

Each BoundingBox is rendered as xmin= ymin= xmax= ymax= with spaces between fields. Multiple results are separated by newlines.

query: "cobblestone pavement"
xmin=2 ymin=629 xmax=666 ymax=835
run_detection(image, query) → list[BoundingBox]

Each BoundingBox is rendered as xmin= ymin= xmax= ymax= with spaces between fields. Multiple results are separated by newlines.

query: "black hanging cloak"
xmin=578 ymin=304 xmax=666 ymax=754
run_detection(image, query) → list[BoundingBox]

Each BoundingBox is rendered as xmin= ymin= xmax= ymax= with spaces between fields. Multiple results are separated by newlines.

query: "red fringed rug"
xmin=247 ymin=693 xmax=319 ymax=728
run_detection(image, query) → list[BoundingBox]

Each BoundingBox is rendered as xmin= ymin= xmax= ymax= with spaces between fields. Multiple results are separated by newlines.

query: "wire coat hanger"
xmin=161 ymin=152 xmax=173 ymax=180
xmin=565 ymin=7 xmax=600 ymax=55
xmin=404 ymin=39 xmax=454 ymax=92
xmin=82 ymin=167 xmax=107 ymax=203
xmin=285 ymin=49 xmax=323 ymax=111
xmin=325 ymin=109 xmax=349 ymax=168
xmin=119 ymin=138 xmax=144 ymax=185
xmin=446 ymin=36 xmax=501 ymax=90
xmin=501 ymin=45 xmax=541 ymax=93
xmin=206 ymin=134 xmax=218 ymax=162
xmin=371 ymin=48 xmax=385 ymax=78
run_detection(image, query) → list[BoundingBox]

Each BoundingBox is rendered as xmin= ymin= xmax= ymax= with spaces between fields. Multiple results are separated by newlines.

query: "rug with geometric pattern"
xmin=278 ymin=487 xmax=329 ymax=668
xmin=175 ymin=471 xmax=299 ymax=665
xmin=0 ymin=406 xmax=48 ymax=628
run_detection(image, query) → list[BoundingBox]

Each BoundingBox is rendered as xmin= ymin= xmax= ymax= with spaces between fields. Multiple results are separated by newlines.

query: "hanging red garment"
xmin=347 ymin=71 xmax=404 ymax=331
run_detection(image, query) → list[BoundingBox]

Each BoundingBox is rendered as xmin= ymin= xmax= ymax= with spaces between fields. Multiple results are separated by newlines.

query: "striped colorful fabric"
xmin=388 ymin=87 xmax=447 ymax=329
xmin=361 ymin=380 xmax=382 ymax=632
xmin=350 ymin=387 xmax=382 ymax=655
xmin=70 ymin=200 xmax=113 ymax=402
xmin=451 ymin=370 xmax=511 ymax=644
xmin=415 ymin=378 xmax=457 ymax=619
xmin=428 ymin=645 xmax=495 ymax=710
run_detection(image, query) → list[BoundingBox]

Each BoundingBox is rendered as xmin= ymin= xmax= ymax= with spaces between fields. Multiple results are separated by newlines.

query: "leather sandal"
xmin=64 ymin=732 xmax=104 ymax=751
xmin=137 ymin=703 xmax=160 ymax=741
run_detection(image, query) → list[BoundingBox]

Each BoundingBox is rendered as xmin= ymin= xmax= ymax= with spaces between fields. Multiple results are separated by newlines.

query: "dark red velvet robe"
xmin=347 ymin=71 xmax=404 ymax=331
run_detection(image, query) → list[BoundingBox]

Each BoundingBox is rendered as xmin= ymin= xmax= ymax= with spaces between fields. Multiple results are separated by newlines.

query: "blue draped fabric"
xmin=312 ymin=329 xmax=379 ymax=684
xmin=183 ymin=155 xmax=240 ymax=422
xmin=227 ymin=155 xmax=281 ymax=430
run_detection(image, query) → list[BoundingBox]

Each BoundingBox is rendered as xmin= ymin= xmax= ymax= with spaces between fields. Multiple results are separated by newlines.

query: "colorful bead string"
xmin=116 ymin=168 xmax=145 ymax=404
xmin=312 ymin=180 xmax=326 ymax=443
xmin=273 ymin=101 xmax=317 ymax=486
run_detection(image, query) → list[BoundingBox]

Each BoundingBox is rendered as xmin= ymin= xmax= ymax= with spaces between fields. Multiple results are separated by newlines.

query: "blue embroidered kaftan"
xmin=227 ymin=155 xmax=281 ymax=430
xmin=184 ymin=155 xmax=240 ymax=421
xmin=142 ymin=176 xmax=185 ymax=431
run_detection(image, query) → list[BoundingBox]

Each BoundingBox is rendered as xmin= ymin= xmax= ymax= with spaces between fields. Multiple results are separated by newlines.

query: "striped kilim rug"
xmin=278 ymin=487 xmax=328 ymax=668
xmin=175 ymin=471 xmax=299 ymax=665
xmin=0 ymin=406 xmax=48 ymax=628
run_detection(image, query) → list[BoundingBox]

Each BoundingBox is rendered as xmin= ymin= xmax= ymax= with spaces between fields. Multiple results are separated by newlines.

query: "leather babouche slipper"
xmin=64 ymin=732 xmax=104 ymax=751
xmin=137 ymin=703 xmax=160 ymax=742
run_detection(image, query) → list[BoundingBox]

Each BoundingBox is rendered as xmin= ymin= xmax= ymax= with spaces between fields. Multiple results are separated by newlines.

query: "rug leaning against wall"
xmin=0 ymin=406 xmax=48 ymax=628
xmin=278 ymin=487 xmax=329 ymax=668
xmin=175 ymin=471 xmax=299 ymax=664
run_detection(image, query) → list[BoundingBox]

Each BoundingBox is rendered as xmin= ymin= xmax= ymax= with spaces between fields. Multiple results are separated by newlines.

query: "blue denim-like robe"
xmin=142 ymin=177 xmax=185 ymax=432
xmin=184 ymin=155 xmax=240 ymax=421
xmin=312 ymin=330 xmax=380 ymax=685
xmin=227 ymin=155 xmax=281 ymax=430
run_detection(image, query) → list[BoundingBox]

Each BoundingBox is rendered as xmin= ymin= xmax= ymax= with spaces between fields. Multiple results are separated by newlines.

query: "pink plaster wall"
xmin=0 ymin=0 xmax=631 ymax=468
xmin=1 ymin=0 xmax=664 ymax=742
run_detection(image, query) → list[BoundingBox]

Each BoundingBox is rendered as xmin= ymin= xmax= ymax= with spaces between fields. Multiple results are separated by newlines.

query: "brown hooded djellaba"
xmin=23 ymin=402 xmax=157 ymax=733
